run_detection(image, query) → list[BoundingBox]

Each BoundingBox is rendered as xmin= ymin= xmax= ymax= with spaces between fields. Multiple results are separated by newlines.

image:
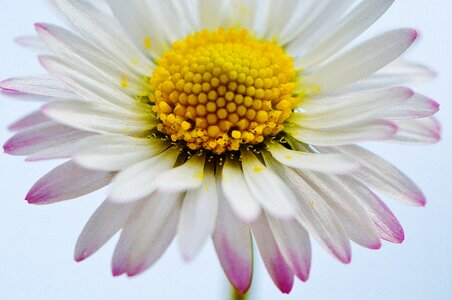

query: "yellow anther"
xmin=231 ymin=130 xmax=242 ymax=139
xmin=181 ymin=121 xmax=192 ymax=131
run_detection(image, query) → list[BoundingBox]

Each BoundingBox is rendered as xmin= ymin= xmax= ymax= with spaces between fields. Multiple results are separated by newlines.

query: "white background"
xmin=0 ymin=1 xmax=451 ymax=299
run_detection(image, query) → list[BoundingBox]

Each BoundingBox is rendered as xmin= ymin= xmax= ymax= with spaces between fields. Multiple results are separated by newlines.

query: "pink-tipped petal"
xmin=26 ymin=161 xmax=112 ymax=204
xmin=339 ymin=177 xmax=405 ymax=243
xmin=213 ymin=190 xmax=253 ymax=294
xmin=300 ymin=172 xmax=382 ymax=251
xmin=252 ymin=215 xmax=294 ymax=294
xmin=8 ymin=110 xmax=51 ymax=132
xmin=263 ymin=153 xmax=352 ymax=264
xmin=4 ymin=122 xmax=91 ymax=157
xmin=266 ymin=216 xmax=312 ymax=281
xmin=74 ymin=200 xmax=136 ymax=262
xmin=390 ymin=116 xmax=442 ymax=145
xmin=111 ymin=192 xmax=181 ymax=277
xmin=0 ymin=76 xmax=73 ymax=99
xmin=325 ymin=145 xmax=428 ymax=206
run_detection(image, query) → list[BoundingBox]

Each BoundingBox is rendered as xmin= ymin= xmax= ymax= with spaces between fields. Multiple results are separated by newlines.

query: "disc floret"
xmin=151 ymin=28 xmax=298 ymax=154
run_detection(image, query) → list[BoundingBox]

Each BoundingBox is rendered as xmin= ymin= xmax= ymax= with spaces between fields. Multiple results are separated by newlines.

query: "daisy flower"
xmin=2 ymin=0 xmax=440 ymax=295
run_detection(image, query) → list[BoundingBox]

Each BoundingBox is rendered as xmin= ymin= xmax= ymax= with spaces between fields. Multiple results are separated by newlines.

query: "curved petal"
xmin=251 ymin=215 xmax=294 ymax=294
xmin=212 ymin=189 xmax=253 ymax=294
xmin=266 ymin=215 xmax=312 ymax=281
xmin=54 ymin=0 xmax=153 ymax=75
xmin=75 ymin=200 xmax=136 ymax=262
xmin=42 ymin=100 xmax=153 ymax=136
xmin=156 ymin=153 xmax=206 ymax=193
xmin=0 ymin=76 xmax=73 ymax=99
xmin=340 ymin=177 xmax=405 ymax=243
xmin=305 ymin=28 xmax=418 ymax=92
xmin=108 ymin=148 xmax=179 ymax=202
xmin=241 ymin=150 xmax=296 ymax=219
xmin=4 ymin=122 xmax=91 ymax=156
xmin=8 ymin=110 xmax=51 ymax=132
xmin=26 ymin=161 xmax=112 ymax=205
xmin=390 ymin=117 xmax=441 ymax=144
xmin=74 ymin=135 xmax=167 ymax=172
xmin=299 ymin=0 xmax=394 ymax=69
xmin=383 ymin=93 xmax=439 ymax=120
xmin=263 ymin=153 xmax=351 ymax=263
xmin=267 ymin=142 xmax=358 ymax=174
xmin=221 ymin=158 xmax=261 ymax=223
xmin=178 ymin=166 xmax=218 ymax=261
xmin=322 ymin=145 xmax=427 ymax=206
xmin=295 ymin=87 xmax=413 ymax=129
xmin=286 ymin=120 xmax=397 ymax=146
xmin=301 ymin=172 xmax=382 ymax=249
xmin=112 ymin=192 xmax=182 ymax=277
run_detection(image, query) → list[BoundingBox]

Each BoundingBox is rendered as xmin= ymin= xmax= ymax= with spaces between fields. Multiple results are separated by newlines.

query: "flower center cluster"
xmin=150 ymin=28 xmax=298 ymax=154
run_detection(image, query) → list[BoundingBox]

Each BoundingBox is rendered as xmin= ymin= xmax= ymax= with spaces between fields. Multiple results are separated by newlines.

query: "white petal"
xmin=339 ymin=176 xmax=404 ymax=243
xmin=390 ymin=117 xmax=441 ymax=144
xmin=4 ymin=122 xmax=92 ymax=156
xmin=156 ymin=153 xmax=206 ymax=193
xmin=350 ymin=60 xmax=436 ymax=90
xmin=15 ymin=35 xmax=47 ymax=52
xmin=42 ymin=100 xmax=153 ymax=136
xmin=109 ymin=148 xmax=179 ymax=202
xmin=26 ymin=138 xmax=90 ymax=162
xmin=266 ymin=215 xmax=312 ymax=281
xmin=35 ymin=23 xmax=144 ymax=90
xmin=26 ymin=161 xmax=112 ymax=205
xmin=284 ymin=0 xmax=354 ymax=50
xmin=178 ymin=166 xmax=218 ymax=261
xmin=241 ymin=150 xmax=296 ymax=219
xmin=301 ymin=172 xmax=381 ymax=249
xmin=262 ymin=0 xmax=299 ymax=38
xmin=0 ymin=76 xmax=73 ymax=99
xmin=299 ymin=0 xmax=394 ymax=69
xmin=75 ymin=200 xmax=136 ymax=262
xmin=295 ymin=87 xmax=413 ymax=128
xmin=268 ymin=142 xmax=358 ymax=174
xmin=383 ymin=93 xmax=440 ymax=120
xmin=286 ymin=120 xmax=397 ymax=146
xmin=263 ymin=153 xmax=352 ymax=263
xmin=212 ymin=190 xmax=253 ymax=294
xmin=8 ymin=110 xmax=51 ymax=132
xmin=306 ymin=28 xmax=418 ymax=92
xmin=39 ymin=55 xmax=142 ymax=109
xmin=251 ymin=215 xmax=294 ymax=294
xmin=112 ymin=192 xmax=182 ymax=276
xmin=221 ymin=158 xmax=261 ymax=223
xmin=324 ymin=145 xmax=427 ymax=206
xmin=54 ymin=0 xmax=153 ymax=75
xmin=74 ymin=135 xmax=167 ymax=172
xmin=106 ymin=0 xmax=170 ymax=57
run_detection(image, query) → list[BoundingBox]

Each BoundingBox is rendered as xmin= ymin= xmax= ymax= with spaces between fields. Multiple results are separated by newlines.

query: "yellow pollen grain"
xmin=253 ymin=166 xmax=264 ymax=173
xmin=150 ymin=28 xmax=298 ymax=154
xmin=144 ymin=36 xmax=152 ymax=49
xmin=121 ymin=74 xmax=129 ymax=88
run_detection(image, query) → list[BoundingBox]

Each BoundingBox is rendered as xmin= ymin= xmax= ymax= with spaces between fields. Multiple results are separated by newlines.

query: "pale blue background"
xmin=1 ymin=1 xmax=451 ymax=299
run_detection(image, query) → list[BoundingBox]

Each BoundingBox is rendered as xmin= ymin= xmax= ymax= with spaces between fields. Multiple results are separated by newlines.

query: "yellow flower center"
xmin=150 ymin=28 xmax=298 ymax=154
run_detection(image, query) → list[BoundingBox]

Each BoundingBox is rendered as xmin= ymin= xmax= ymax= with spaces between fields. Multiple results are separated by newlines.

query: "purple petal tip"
xmin=409 ymin=29 xmax=419 ymax=42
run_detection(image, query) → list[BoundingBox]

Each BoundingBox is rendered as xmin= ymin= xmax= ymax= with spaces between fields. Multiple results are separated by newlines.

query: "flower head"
xmin=2 ymin=0 xmax=440 ymax=295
